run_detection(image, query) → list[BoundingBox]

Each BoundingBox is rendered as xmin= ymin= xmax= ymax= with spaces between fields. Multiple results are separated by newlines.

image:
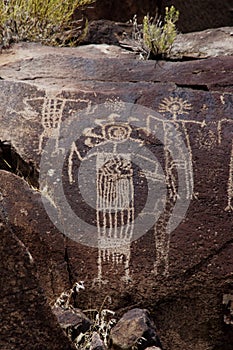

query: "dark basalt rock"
xmin=90 ymin=332 xmax=107 ymax=350
xmin=0 ymin=40 xmax=232 ymax=350
xmin=0 ymin=197 xmax=75 ymax=350
xmin=110 ymin=308 xmax=162 ymax=350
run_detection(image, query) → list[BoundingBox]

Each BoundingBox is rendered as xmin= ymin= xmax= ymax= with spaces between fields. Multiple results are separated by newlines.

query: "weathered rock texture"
xmin=0 ymin=37 xmax=232 ymax=350
xmin=83 ymin=0 xmax=233 ymax=32
xmin=170 ymin=27 xmax=233 ymax=59
xmin=0 ymin=194 xmax=75 ymax=350
xmin=110 ymin=308 xmax=162 ymax=349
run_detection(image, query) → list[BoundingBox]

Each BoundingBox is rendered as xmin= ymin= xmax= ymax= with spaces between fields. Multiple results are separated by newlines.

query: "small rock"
xmin=90 ymin=332 xmax=106 ymax=350
xmin=110 ymin=308 xmax=162 ymax=350
xmin=52 ymin=306 xmax=91 ymax=341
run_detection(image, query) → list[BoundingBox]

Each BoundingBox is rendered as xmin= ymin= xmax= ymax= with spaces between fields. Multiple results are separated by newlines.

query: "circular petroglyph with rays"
xmin=159 ymin=96 xmax=192 ymax=120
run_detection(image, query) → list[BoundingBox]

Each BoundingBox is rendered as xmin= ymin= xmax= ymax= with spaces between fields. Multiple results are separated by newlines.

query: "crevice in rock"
xmin=161 ymin=56 xmax=208 ymax=62
xmin=182 ymin=238 xmax=233 ymax=280
xmin=175 ymin=83 xmax=209 ymax=91
xmin=20 ymin=76 xmax=44 ymax=81
xmin=0 ymin=140 xmax=39 ymax=188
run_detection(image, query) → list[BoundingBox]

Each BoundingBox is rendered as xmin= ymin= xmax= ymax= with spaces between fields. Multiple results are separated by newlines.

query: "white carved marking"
xmin=68 ymin=142 xmax=84 ymax=184
xmin=217 ymin=118 xmax=233 ymax=211
xmin=38 ymin=97 xmax=66 ymax=152
xmin=67 ymin=96 xmax=232 ymax=282
xmin=68 ymin=118 xmax=135 ymax=284
xmin=15 ymin=93 xmax=91 ymax=154
xmin=196 ymin=128 xmax=217 ymax=151
xmin=225 ymin=141 xmax=233 ymax=211
xmin=158 ymin=96 xmax=192 ymax=120
xmin=96 ymin=153 xmax=134 ymax=283
xmin=150 ymin=96 xmax=196 ymax=275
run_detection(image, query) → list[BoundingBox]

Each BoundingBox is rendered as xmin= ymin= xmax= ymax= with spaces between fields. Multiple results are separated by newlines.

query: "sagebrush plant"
xmin=0 ymin=0 xmax=95 ymax=47
xmin=131 ymin=6 xmax=179 ymax=59
xmin=143 ymin=6 xmax=179 ymax=58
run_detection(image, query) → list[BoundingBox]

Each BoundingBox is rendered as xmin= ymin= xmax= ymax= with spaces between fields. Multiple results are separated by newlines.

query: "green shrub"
xmin=143 ymin=5 xmax=179 ymax=59
xmin=0 ymin=0 xmax=95 ymax=47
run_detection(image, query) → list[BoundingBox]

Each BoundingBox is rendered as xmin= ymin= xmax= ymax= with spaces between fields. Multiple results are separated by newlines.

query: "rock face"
xmin=170 ymin=27 xmax=233 ymax=59
xmin=0 ymin=37 xmax=233 ymax=350
xmin=0 ymin=195 xmax=74 ymax=350
xmin=84 ymin=0 xmax=233 ymax=32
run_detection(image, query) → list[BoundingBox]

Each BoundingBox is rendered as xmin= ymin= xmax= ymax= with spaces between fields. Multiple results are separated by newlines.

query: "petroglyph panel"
xmin=61 ymin=103 xmax=194 ymax=282
xmin=1 ymin=50 xmax=232 ymax=350
xmin=0 ymin=77 xmax=232 ymax=292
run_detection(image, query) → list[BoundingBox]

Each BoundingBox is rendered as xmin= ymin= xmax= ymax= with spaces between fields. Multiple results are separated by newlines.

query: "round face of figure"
xmin=104 ymin=123 xmax=132 ymax=142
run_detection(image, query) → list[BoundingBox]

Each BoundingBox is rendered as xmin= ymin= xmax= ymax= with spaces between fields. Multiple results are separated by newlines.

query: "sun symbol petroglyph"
xmin=158 ymin=96 xmax=192 ymax=120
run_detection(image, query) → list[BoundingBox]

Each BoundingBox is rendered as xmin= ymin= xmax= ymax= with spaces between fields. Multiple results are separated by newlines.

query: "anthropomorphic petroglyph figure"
xmin=68 ymin=120 xmax=135 ymax=284
xmin=38 ymin=95 xmax=92 ymax=153
xmin=16 ymin=92 xmax=91 ymax=154
xmin=68 ymin=113 xmax=171 ymax=282
xmin=150 ymin=96 xmax=195 ymax=275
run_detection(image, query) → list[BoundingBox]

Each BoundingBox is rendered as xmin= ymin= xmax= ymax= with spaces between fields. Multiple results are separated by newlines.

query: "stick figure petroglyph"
xmin=146 ymin=111 xmax=193 ymax=276
xmin=151 ymin=96 xmax=196 ymax=275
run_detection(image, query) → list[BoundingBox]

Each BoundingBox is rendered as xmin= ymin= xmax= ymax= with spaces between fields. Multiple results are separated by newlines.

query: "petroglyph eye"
xmin=105 ymin=124 xmax=131 ymax=141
